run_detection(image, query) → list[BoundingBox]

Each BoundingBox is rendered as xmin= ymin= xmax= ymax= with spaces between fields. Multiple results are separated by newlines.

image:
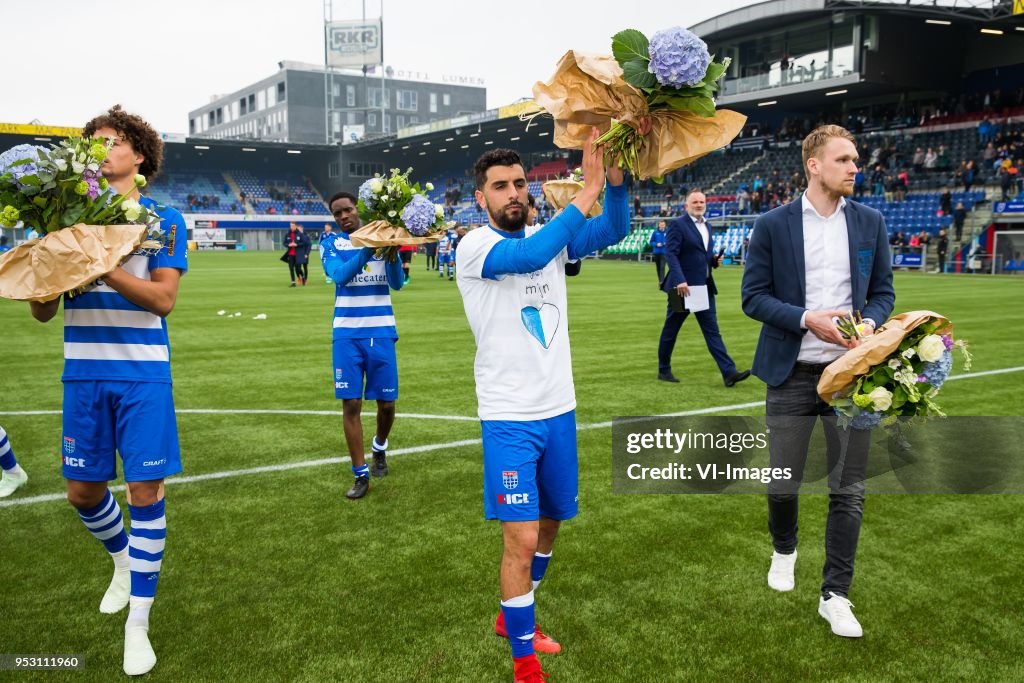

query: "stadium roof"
xmin=691 ymin=0 xmax=1022 ymax=41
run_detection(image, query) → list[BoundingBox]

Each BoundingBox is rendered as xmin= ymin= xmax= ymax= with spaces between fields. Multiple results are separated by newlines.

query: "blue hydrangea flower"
xmin=0 ymin=144 xmax=45 ymax=188
xmin=401 ymin=194 xmax=436 ymax=236
xmin=919 ymin=350 xmax=953 ymax=390
xmin=647 ymin=26 xmax=711 ymax=88
xmin=357 ymin=178 xmax=378 ymax=210
xmin=849 ymin=411 xmax=883 ymax=430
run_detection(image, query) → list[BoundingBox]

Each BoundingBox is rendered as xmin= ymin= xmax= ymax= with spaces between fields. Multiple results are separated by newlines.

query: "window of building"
xmin=368 ymin=112 xmax=377 ymax=128
xmin=332 ymin=81 xmax=341 ymax=98
xmin=443 ymin=93 xmax=451 ymax=106
xmin=329 ymin=161 xmax=340 ymax=178
xmin=266 ymin=86 xmax=276 ymax=107
xmin=248 ymin=93 xmax=255 ymax=112
xmin=346 ymin=84 xmax=356 ymax=107
xmin=216 ymin=108 xmax=224 ymax=125
xmin=208 ymin=111 xmax=215 ymax=127
xmin=396 ymin=115 xmax=405 ymax=129
xmin=332 ymin=112 xmax=341 ymax=133
xmin=346 ymin=111 xmax=357 ymax=125
xmin=277 ymin=81 xmax=286 ymax=102
xmin=257 ymin=90 xmax=266 ymax=110
xmin=430 ymin=93 xmax=438 ymax=113
xmin=397 ymin=90 xmax=417 ymax=111
xmin=368 ymin=87 xmax=390 ymax=109
xmin=239 ymin=98 xmax=247 ymax=116
xmin=383 ymin=115 xmax=391 ymax=133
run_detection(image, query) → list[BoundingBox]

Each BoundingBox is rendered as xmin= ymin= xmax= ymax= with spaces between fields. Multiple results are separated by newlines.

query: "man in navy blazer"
xmin=657 ymin=190 xmax=750 ymax=387
xmin=741 ymin=125 xmax=894 ymax=639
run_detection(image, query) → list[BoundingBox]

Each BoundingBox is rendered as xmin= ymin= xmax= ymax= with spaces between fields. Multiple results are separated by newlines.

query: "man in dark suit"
xmin=657 ymin=190 xmax=750 ymax=387
xmin=741 ymin=125 xmax=895 ymax=639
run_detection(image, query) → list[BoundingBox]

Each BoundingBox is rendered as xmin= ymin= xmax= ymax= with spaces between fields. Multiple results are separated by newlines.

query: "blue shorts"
xmin=438 ymin=253 xmax=451 ymax=266
xmin=482 ymin=410 xmax=578 ymax=522
xmin=61 ymin=381 xmax=182 ymax=483
xmin=332 ymin=337 xmax=399 ymax=401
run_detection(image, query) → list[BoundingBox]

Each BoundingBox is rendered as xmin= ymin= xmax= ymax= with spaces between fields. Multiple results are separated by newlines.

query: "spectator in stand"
xmin=936 ymin=229 xmax=949 ymax=273
xmin=923 ymin=147 xmax=938 ymax=170
xmin=649 ymin=220 xmax=668 ymax=284
xmin=750 ymin=187 xmax=763 ymax=214
xmin=953 ymin=202 xmax=967 ymax=242
xmin=853 ymin=169 xmax=865 ymax=199
xmin=983 ymin=142 xmax=996 ymax=163
xmin=634 ymin=196 xmax=643 ymax=217
xmin=918 ymin=230 xmax=930 ymax=249
xmin=891 ymin=231 xmax=906 ymax=254
xmin=999 ymin=166 xmax=1014 ymax=201
xmin=912 ymin=147 xmax=925 ymax=173
xmin=939 ymin=187 xmax=953 ymax=216
xmin=908 ymin=233 xmax=921 ymax=249
xmin=937 ymin=145 xmax=951 ymax=171
xmin=896 ymin=170 xmax=909 ymax=202
xmin=871 ymin=164 xmax=885 ymax=196
xmin=884 ymin=174 xmax=896 ymax=203
xmin=962 ymin=160 xmax=976 ymax=193
xmin=737 ymin=184 xmax=750 ymax=213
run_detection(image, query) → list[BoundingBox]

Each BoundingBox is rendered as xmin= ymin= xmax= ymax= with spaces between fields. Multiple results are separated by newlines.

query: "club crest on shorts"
xmin=63 ymin=436 xmax=75 ymax=454
xmin=335 ymin=368 xmax=343 ymax=380
xmin=502 ymin=470 xmax=518 ymax=490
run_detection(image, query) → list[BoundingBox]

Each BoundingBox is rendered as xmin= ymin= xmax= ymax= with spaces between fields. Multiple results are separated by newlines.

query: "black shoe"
xmin=657 ymin=372 xmax=680 ymax=383
xmin=371 ymin=450 xmax=389 ymax=478
xmin=345 ymin=475 xmax=370 ymax=499
xmin=724 ymin=370 xmax=751 ymax=387
xmin=289 ymin=282 xmax=297 ymax=287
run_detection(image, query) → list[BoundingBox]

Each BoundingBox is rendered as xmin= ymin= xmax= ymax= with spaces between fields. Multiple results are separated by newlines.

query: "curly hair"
xmin=83 ymin=105 xmax=164 ymax=180
xmin=473 ymin=148 xmax=524 ymax=190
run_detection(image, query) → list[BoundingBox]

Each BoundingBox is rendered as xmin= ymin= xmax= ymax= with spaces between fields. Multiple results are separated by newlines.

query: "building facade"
xmin=188 ymin=61 xmax=487 ymax=145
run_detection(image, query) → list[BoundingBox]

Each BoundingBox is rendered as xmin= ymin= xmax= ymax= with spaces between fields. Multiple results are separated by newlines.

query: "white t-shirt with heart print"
xmin=456 ymin=225 xmax=576 ymax=421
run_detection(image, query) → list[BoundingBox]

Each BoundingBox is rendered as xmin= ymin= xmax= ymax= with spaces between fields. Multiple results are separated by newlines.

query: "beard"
xmin=488 ymin=201 xmax=527 ymax=231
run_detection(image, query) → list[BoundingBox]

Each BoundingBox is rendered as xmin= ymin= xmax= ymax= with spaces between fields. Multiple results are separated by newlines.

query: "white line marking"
xmin=1 ymin=366 xmax=1019 ymax=508
xmin=0 ymin=409 xmax=479 ymax=421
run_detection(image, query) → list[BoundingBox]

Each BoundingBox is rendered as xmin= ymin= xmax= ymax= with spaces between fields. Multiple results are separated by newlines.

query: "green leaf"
xmin=703 ymin=60 xmax=728 ymax=85
xmin=18 ymin=175 xmax=41 ymax=187
xmin=611 ymin=29 xmax=649 ymax=65
xmin=862 ymin=379 xmax=876 ymax=394
xmin=665 ymin=95 xmax=716 ymax=117
xmin=893 ymin=386 xmax=907 ymax=409
xmin=622 ymin=59 xmax=657 ymax=89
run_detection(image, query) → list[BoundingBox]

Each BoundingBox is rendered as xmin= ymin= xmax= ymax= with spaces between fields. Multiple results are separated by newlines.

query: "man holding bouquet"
xmin=741 ymin=124 xmax=894 ymax=638
xmin=456 ymin=128 xmax=631 ymax=683
xmin=28 ymin=105 xmax=188 ymax=676
xmin=322 ymin=191 xmax=405 ymax=500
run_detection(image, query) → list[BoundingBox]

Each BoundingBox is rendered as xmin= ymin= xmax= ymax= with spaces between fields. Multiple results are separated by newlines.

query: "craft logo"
xmin=502 ymin=470 xmax=519 ymax=490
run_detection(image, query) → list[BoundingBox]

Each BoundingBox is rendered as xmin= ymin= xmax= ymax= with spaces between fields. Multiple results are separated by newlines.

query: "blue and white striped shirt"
xmin=321 ymin=231 xmax=403 ymax=340
xmin=62 ymin=197 xmax=187 ymax=383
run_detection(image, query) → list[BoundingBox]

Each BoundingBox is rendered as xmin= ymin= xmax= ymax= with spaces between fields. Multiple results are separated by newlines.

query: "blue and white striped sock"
xmin=531 ymin=551 xmax=552 ymax=591
xmin=78 ymin=490 xmax=129 ymax=555
xmin=0 ymin=426 xmax=18 ymax=472
xmin=372 ymin=437 xmax=388 ymax=453
xmin=500 ymin=590 xmax=535 ymax=658
xmin=352 ymin=464 xmax=370 ymax=478
xmin=128 ymin=499 xmax=166 ymax=600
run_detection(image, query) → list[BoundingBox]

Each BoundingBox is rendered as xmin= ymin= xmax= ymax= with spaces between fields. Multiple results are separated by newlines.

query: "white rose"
xmin=917 ymin=334 xmax=945 ymax=363
xmin=435 ymin=204 xmax=445 ymax=217
xmin=425 ymin=182 xmax=434 ymax=191
xmin=71 ymin=160 xmax=85 ymax=174
xmin=902 ymin=347 xmax=916 ymax=359
xmin=868 ymin=386 xmax=893 ymax=412
xmin=121 ymin=199 xmax=142 ymax=222
xmin=369 ymin=178 xmax=384 ymax=194
xmin=888 ymin=358 xmax=902 ymax=370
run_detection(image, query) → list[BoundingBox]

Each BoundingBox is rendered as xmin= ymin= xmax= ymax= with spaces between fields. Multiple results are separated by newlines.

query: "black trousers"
xmin=653 ymin=254 xmax=665 ymax=283
xmin=765 ymin=362 xmax=871 ymax=598
xmin=286 ymin=254 xmax=300 ymax=282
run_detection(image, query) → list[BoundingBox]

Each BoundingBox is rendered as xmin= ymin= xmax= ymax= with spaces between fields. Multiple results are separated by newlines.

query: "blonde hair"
xmin=801 ymin=125 xmax=857 ymax=176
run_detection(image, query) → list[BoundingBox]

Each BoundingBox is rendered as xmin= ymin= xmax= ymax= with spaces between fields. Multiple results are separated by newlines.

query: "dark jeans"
xmin=765 ymin=362 xmax=871 ymax=598
xmin=286 ymin=254 xmax=301 ymax=282
xmin=653 ymin=254 xmax=665 ymax=284
xmin=656 ymin=295 xmax=736 ymax=378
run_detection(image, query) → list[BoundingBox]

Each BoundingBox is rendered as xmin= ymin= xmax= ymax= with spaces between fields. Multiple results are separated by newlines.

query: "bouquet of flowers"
xmin=542 ymin=166 xmax=603 ymax=218
xmin=350 ymin=167 xmax=447 ymax=260
xmin=0 ymin=137 xmax=164 ymax=302
xmin=530 ymin=26 xmax=746 ymax=180
xmin=818 ymin=311 xmax=972 ymax=429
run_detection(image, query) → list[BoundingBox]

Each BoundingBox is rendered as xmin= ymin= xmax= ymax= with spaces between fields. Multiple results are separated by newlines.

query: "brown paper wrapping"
xmin=541 ymin=179 xmax=603 ymax=218
xmin=0 ymin=224 xmax=149 ymax=302
xmin=817 ymin=311 xmax=954 ymax=402
xmin=348 ymin=220 xmax=444 ymax=248
xmin=531 ymin=50 xmax=747 ymax=179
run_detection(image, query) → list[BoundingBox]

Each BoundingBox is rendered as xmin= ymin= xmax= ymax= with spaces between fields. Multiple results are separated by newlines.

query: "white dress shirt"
xmin=798 ymin=193 xmax=853 ymax=363
xmin=688 ymin=214 xmax=710 ymax=251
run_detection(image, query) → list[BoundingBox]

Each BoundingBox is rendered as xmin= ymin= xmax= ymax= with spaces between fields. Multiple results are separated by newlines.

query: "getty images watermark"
xmin=612 ymin=416 xmax=1024 ymax=494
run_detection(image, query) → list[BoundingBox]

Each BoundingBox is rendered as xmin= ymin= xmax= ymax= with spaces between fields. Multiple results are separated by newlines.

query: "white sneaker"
xmin=123 ymin=626 xmax=156 ymax=676
xmin=100 ymin=568 xmax=131 ymax=614
xmin=0 ymin=467 xmax=28 ymax=498
xmin=767 ymin=550 xmax=797 ymax=592
xmin=818 ymin=592 xmax=864 ymax=638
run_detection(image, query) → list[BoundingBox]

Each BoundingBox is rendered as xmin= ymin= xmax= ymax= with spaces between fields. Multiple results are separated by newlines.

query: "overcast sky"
xmin=2 ymin=0 xmax=755 ymax=134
